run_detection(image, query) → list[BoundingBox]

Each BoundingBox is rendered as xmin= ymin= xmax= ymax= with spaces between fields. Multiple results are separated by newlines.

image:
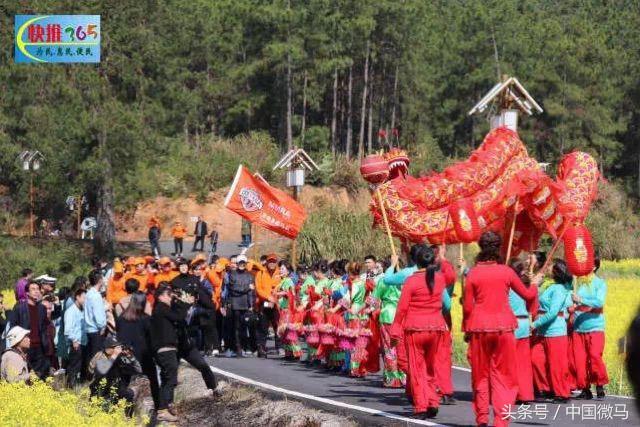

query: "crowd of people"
xmin=0 ymin=230 xmax=612 ymax=425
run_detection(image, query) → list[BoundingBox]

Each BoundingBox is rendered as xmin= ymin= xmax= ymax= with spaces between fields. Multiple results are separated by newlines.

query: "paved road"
xmin=206 ymin=344 xmax=637 ymax=427
xmin=129 ymin=240 xmax=247 ymax=259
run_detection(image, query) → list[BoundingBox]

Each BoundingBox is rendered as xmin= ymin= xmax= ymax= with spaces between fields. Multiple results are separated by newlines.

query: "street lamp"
xmin=18 ymin=150 xmax=45 ymax=237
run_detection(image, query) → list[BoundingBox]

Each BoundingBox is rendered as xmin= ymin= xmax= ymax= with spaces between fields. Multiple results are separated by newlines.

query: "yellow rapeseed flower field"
xmin=0 ymin=380 xmax=136 ymax=426
xmin=450 ymin=266 xmax=640 ymax=396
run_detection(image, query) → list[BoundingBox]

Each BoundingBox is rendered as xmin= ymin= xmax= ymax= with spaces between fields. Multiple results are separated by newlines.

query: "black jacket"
xmin=224 ymin=270 xmax=255 ymax=310
xmin=149 ymin=300 xmax=188 ymax=352
xmin=171 ymin=273 xmax=200 ymax=292
xmin=9 ymin=302 xmax=49 ymax=353
xmin=148 ymin=225 xmax=161 ymax=241
xmin=116 ymin=315 xmax=152 ymax=363
xmin=194 ymin=220 xmax=208 ymax=237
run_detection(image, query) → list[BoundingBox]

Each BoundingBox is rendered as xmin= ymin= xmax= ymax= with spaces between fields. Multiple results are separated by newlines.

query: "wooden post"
xmin=291 ymin=185 xmax=300 ymax=268
xmin=29 ymin=174 xmax=34 ymax=237
xmin=505 ymin=199 xmax=519 ymax=262
xmin=375 ymin=188 xmax=397 ymax=259
xmin=77 ymin=196 xmax=82 ymax=239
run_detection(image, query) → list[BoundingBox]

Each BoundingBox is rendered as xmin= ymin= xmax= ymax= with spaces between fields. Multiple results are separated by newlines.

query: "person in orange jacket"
xmin=154 ymin=257 xmax=178 ymax=285
xmin=253 ymin=253 xmax=282 ymax=357
xmin=171 ymin=221 xmax=188 ymax=257
xmin=107 ymin=259 xmax=127 ymax=305
xmin=124 ymin=257 xmax=151 ymax=292
xmin=206 ymin=256 xmax=228 ymax=353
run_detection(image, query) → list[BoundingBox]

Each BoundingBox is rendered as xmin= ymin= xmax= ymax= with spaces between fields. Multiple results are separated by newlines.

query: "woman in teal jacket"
xmin=571 ymin=256 xmax=608 ymax=399
xmin=531 ymin=259 xmax=573 ymax=402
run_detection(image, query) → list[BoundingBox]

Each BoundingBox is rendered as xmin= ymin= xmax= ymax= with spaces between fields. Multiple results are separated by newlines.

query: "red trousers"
xmin=515 ymin=337 xmax=534 ymax=401
xmin=405 ymin=330 xmax=442 ymax=413
xmin=397 ymin=332 xmax=414 ymax=399
xmin=573 ymin=331 xmax=609 ymax=388
xmin=546 ymin=336 xmax=570 ymax=398
xmin=567 ymin=332 xmax=577 ymax=390
xmin=469 ymin=332 xmax=518 ymax=427
xmin=435 ymin=331 xmax=454 ymax=396
xmin=530 ymin=334 xmax=549 ymax=393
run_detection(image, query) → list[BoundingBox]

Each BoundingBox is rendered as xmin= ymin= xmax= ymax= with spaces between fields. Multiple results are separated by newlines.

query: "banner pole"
xmin=375 ymin=187 xmax=397 ymax=259
xmin=505 ymin=199 xmax=519 ymax=262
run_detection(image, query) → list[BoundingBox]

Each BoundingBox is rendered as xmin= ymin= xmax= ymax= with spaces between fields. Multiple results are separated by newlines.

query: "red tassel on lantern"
xmin=449 ymin=198 xmax=481 ymax=243
xmin=563 ymin=224 xmax=595 ymax=276
xmin=360 ymin=155 xmax=389 ymax=185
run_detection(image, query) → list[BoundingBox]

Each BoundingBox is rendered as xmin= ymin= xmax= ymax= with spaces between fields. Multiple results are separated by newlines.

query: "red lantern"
xmin=360 ymin=155 xmax=389 ymax=184
xmin=563 ymin=224 xmax=595 ymax=277
xmin=449 ymin=198 xmax=481 ymax=243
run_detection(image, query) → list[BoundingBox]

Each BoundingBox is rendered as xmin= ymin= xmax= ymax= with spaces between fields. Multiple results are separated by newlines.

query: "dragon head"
xmin=384 ymin=148 xmax=410 ymax=179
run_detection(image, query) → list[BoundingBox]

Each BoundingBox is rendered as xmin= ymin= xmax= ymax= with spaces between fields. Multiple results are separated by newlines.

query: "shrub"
xmin=0 ymin=380 xmax=135 ymax=426
xmin=586 ymin=181 xmax=640 ymax=259
xmin=306 ymin=155 xmax=364 ymax=195
xmin=0 ymin=237 xmax=90 ymax=297
xmin=296 ymin=207 xmax=396 ymax=263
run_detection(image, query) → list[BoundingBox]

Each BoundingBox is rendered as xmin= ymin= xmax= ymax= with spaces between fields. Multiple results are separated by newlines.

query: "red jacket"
xmin=390 ymin=270 xmax=447 ymax=339
xmin=462 ymin=261 xmax=537 ymax=332
xmin=440 ymin=259 xmax=456 ymax=286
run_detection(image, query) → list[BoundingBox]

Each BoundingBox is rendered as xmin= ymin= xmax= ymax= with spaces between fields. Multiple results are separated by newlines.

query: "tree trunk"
xmin=286 ymin=51 xmax=293 ymax=150
xmin=358 ymin=40 xmax=370 ymax=159
xmin=346 ymin=64 xmax=353 ymax=159
xmin=367 ymin=65 xmax=374 ymax=153
xmin=331 ymin=67 xmax=338 ymax=156
xmin=94 ymin=126 xmax=116 ymax=258
xmin=390 ymin=64 xmax=399 ymax=133
xmin=301 ymin=70 xmax=308 ymax=147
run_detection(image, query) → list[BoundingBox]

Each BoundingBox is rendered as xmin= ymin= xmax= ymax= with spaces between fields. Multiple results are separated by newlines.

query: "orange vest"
xmin=124 ymin=271 xmax=150 ymax=292
xmin=154 ymin=270 xmax=179 ymax=286
xmin=206 ymin=266 xmax=225 ymax=309
xmin=107 ymin=273 xmax=127 ymax=305
xmin=172 ymin=225 xmax=187 ymax=238
xmin=254 ymin=266 xmax=281 ymax=303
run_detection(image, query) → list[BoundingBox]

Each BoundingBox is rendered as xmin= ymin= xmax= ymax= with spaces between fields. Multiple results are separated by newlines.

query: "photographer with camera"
xmin=88 ymin=335 xmax=142 ymax=411
xmin=151 ymin=282 xmax=218 ymax=422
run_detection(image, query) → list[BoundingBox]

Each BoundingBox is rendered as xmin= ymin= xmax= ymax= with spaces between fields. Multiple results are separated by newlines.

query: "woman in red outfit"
xmin=463 ymin=232 xmax=539 ymax=427
xmin=391 ymin=245 xmax=448 ymax=420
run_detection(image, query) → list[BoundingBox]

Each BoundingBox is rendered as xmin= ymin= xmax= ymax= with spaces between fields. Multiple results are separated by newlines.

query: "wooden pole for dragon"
xmin=505 ymin=199 xmax=519 ymax=262
xmin=539 ymin=225 xmax=568 ymax=274
xmin=375 ymin=188 xmax=397 ymax=259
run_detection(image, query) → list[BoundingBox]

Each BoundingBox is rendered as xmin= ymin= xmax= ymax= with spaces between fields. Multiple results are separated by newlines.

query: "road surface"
xmin=206 ymin=344 xmax=637 ymax=427
xmin=126 ymin=240 xmax=247 ymax=259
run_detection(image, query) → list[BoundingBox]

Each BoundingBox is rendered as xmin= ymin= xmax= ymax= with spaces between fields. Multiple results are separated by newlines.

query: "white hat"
xmin=35 ymin=274 xmax=57 ymax=284
xmin=236 ymin=255 xmax=248 ymax=263
xmin=6 ymin=326 xmax=30 ymax=348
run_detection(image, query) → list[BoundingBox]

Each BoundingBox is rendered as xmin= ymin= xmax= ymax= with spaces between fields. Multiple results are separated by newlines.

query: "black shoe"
xmin=413 ymin=412 xmax=428 ymax=419
xmin=440 ymin=395 xmax=456 ymax=405
xmin=576 ymin=388 xmax=593 ymax=400
xmin=424 ymin=407 xmax=438 ymax=419
xmin=596 ymin=385 xmax=605 ymax=399
xmin=553 ymin=397 xmax=570 ymax=404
